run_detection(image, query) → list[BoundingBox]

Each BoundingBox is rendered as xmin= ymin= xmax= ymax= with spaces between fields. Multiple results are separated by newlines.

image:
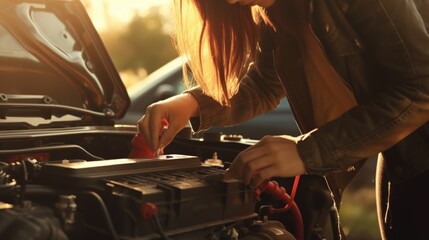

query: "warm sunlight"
xmin=82 ymin=0 xmax=170 ymax=31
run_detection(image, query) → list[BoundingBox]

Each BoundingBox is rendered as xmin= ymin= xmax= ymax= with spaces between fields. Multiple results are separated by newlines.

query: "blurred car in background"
xmin=116 ymin=57 xmax=301 ymax=139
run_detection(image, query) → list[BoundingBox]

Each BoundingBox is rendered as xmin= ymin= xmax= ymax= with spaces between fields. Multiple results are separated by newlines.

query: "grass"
xmin=340 ymin=187 xmax=380 ymax=240
xmin=338 ymin=157 xmax=381 ymax=240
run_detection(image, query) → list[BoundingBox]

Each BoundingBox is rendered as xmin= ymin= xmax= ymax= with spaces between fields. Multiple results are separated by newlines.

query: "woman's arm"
xmin=298 ymin=0 xmax=429 ymax=175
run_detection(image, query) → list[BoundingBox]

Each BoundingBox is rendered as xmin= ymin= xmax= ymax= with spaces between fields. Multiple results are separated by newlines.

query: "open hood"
xmin=0 ymin=0 xmax=130 ymax=128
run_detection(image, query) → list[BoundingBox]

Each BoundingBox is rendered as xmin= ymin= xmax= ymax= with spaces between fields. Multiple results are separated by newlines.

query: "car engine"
xmin=0 ymin=127 xmax=336 ymax=240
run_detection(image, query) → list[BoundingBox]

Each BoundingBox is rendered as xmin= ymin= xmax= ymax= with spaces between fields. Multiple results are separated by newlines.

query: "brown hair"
xmin=173 ymin=0 xmax=261 ymax=106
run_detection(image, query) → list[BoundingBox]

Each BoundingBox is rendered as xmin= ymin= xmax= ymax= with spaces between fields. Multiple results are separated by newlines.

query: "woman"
xmin=138 ymin=0 xmax=429 ymax=239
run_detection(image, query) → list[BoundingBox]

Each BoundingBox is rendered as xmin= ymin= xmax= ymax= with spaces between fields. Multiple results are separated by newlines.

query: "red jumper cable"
xmin=256 ymin=176 xmax=304 ymax=240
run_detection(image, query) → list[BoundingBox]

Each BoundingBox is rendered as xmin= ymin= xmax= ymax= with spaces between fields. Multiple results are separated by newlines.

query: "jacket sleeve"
xmin=298 ymin=0 xmax=429 ymax=175
xmin=187 ymin=26 xmax=286 ymax=132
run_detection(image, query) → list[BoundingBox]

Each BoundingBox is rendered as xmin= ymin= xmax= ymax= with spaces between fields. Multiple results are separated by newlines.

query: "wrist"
xmin=184 ymin=93 xmax=199 ymax=117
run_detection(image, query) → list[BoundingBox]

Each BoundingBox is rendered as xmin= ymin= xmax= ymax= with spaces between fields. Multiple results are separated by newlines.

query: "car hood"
xmin=0 ymin=0 xmax=130 ymax=128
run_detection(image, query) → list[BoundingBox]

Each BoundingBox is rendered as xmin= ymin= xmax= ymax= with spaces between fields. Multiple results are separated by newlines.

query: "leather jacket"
xmin=189 ymin=0 xmax=429 ymax=189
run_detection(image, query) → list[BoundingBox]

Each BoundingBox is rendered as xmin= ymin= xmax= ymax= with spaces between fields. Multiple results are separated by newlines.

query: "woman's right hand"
xmin=137 ymin=93 xmax=199 ymax=154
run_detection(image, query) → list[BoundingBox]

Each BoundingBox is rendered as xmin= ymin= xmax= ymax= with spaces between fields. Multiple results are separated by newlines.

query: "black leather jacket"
xmin=189 ymin=0 xmax=429 ymax=187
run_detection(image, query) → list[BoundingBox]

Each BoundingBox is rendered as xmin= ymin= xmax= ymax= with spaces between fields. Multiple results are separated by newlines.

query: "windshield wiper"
xmin=0 ymin=94 xmax=113 ymax=119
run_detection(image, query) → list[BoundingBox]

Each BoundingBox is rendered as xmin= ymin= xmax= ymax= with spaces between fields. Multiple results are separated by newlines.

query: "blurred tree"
xmin=100 ymin=6 xmax=178 ymax=75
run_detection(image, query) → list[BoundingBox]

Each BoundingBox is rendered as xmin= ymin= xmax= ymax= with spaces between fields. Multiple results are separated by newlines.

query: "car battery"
xmin=36 ymin=154 xmax=257 ymax=239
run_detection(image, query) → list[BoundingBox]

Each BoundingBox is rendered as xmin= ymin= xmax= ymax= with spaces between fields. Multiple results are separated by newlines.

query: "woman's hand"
xmin=224 ymin=135 xmax=306 ymax=188
xmin=137 ymin=93 xmax=199 ymax=154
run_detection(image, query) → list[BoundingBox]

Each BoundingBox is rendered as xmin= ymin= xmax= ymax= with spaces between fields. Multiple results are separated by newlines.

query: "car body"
xmin=117 ymin=57 xmax=301 ymax=139
xmin=0 ymin=1 xmax=338 ymax=240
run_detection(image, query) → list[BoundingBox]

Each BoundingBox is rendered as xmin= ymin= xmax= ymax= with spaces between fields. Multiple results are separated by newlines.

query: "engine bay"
xmin=0 ymin=126 xmax=337 ymax=240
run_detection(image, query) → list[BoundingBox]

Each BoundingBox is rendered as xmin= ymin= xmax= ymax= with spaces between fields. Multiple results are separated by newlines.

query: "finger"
xmin=224 ymin=156 xmax=244 ymax=180
xmin=147 ymin=106 xmax=162 ymax=152
xmin=249 ymin=165 xmax=279 ymax=189
xmin=224 ymin=167 xmax=239 ymax=180
xmin=241 ymin=153 xmax=273 ymax=185
xmin=227 ymin=145 xmax=265 ymax=183
xmin=157 ymin=127 xmax=175 ymax=152
xmin=224 ymin=168 xmax=236 ymax=180
xmin=225 ymin=151 xmax=248 ymax=181
xmin=224 ymin=136 xmax=273 ymax=181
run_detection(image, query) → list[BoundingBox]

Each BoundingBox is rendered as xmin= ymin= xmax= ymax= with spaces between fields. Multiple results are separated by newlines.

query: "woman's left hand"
xmin=224 ymin=135 xmax=306 ymax=188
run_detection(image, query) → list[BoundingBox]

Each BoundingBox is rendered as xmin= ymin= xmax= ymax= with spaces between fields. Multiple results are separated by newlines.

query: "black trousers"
xmin=376 ymin=155 xmax=429 ymax=240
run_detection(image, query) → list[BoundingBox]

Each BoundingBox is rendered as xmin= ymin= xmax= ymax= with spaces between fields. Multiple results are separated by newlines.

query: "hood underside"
xmin=0 ymin=0 xmax=130 ymax=127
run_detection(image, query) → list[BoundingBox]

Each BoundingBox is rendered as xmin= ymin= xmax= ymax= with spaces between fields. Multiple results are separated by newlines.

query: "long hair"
xmin=173 ymin=0 xmax=261 ymax=106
